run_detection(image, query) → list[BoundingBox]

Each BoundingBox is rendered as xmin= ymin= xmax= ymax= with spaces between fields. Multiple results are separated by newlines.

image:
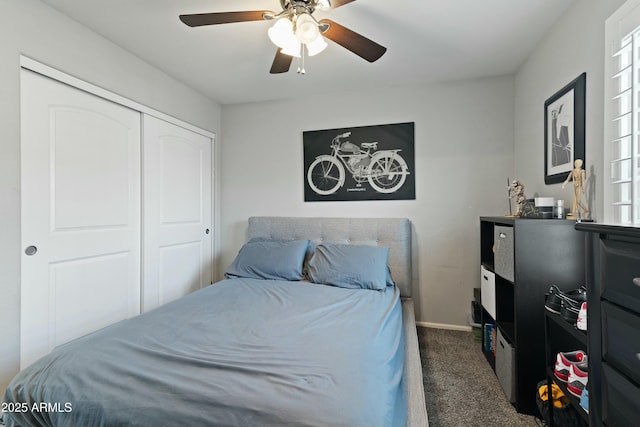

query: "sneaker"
xmin=545 ymin=285 xmax=587 ymax=314
xmin=580 ymin=387 xmax=589 ymax=413
xmin=567 ymin=361 xmax=588 ymax=397
xmin=554 ymin=350 xmax=587 ymax=383
xmin=561 ymin=299 xmax=581 ymax=325
xmin=576 ymin=302 xmax=587 ymax=331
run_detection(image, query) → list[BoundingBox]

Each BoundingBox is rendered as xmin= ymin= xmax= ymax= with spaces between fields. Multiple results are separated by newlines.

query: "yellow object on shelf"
xmin=538 ymin=381 xmax=569 ymax=408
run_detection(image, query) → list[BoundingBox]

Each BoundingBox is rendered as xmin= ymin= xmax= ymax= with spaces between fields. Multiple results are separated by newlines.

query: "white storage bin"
xmin=480 ymin=265 xmax=496 ymax=319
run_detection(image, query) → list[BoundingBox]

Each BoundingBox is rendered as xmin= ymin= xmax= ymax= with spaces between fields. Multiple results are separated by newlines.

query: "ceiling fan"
xmin=179 ymin=0 xmax=387 ymax=74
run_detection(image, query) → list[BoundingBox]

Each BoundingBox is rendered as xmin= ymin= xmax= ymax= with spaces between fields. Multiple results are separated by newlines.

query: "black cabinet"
xmin=480 ymin=217 xmax=586 ymax=415
xmin=576 ymin=223 xmax=640 ymax=426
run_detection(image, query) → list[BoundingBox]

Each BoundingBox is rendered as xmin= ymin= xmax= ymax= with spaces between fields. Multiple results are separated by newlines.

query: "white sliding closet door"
xmin=142 ymin=115 xmax=212 ymax=312
xmin=20 ymin=70 xmax=141 ymax=368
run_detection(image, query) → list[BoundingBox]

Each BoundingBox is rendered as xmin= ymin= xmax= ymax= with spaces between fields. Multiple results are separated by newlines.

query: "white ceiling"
xmin=40 ymin=0 xmax=575 ymax=105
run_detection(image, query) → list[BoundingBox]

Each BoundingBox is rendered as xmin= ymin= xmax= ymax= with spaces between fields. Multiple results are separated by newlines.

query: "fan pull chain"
xmin=297 ymin=44 xmax=306 ymax=75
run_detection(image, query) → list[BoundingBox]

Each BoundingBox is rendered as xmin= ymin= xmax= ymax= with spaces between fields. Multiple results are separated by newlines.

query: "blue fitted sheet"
xmin=2 ymin=278 xmax=406 ymax=427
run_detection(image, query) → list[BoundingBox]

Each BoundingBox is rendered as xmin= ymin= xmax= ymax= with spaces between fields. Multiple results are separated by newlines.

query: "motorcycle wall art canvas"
xmin=303 ymin=122 xmax=415 ymax=202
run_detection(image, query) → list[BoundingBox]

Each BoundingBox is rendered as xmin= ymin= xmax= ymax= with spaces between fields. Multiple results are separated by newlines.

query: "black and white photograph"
xmin=303 ymin=122 xmax=415 ymax=202
xmin=544 ymin=73 xmax=586 ymax=184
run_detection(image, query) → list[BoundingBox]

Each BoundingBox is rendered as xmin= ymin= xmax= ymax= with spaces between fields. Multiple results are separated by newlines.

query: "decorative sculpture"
xmin=508 ymin=180 xmax=535 ymax=218
xmin=562 ymin=159 xmax=589 ymax=220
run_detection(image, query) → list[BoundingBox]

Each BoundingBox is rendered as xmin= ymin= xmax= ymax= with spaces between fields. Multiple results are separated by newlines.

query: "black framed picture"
xmin=303 ymin=122 xmax=415 ymax=202
xmin=544 ymin=73 xmax=586 ymax=184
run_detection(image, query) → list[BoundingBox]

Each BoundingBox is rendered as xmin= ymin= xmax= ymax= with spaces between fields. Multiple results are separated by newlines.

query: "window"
xmin=605 ymin=0 xmax=640 ymax=224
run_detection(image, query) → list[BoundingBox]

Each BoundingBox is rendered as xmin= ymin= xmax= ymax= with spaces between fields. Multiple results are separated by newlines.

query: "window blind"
xmin=610 ymin=34 xmax=635 ymax=223
xmin=606 ymin=1 xmax=640 ymax=224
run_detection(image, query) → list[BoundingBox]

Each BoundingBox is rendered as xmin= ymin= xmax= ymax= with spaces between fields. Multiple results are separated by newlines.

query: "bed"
xmin=2 ymin=217 xmax=428 ymax=427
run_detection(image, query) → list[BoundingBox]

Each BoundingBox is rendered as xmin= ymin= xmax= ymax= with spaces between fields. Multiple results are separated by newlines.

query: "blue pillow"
xmin=225 ymin=239 xmax=310 ymax=281
xmin=307 ymin=243 xmax=394 ymax=290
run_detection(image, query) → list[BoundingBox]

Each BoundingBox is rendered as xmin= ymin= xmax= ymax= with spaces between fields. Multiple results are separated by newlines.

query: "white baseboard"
xmin=416 ymin=321 xmax=472 ymax=332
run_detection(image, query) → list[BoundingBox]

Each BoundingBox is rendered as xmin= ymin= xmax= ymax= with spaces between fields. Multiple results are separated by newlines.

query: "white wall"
xmin=220 ymin=76 xmax=515 ymax=327
xmin=0 ymin=0 xmax=221 ymax=390
xmin=514 ymin=0 xmax=625 ymax=219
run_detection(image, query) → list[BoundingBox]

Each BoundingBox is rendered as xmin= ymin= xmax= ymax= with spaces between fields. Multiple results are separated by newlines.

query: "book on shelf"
xmin=483 ymin=323 xmax=496 ymax=354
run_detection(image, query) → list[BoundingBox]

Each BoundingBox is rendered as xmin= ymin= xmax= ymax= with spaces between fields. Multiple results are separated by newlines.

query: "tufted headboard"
xmin=247 ymin=217 xmax=412 ymax=298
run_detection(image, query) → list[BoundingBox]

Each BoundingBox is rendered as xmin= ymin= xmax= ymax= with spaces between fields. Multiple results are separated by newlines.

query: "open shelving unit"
xmin=479 ymin=217 xmax=585 ymax=415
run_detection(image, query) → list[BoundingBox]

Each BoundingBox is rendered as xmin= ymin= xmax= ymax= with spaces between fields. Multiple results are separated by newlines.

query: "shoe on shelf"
xmin=560 ymin=299 xmax=581 ymax=325
xmin=576 ymin=302 xmax=587 ymax=331
xmin=554 ymin=350 xmax=587 ymax=383
xmin=567 ymin=361 xmax=589 ymax=398
xmin=580 ymin=387 xmax=589 ymax=413
xmin=545 ymin=285 xmax=587 ymax=314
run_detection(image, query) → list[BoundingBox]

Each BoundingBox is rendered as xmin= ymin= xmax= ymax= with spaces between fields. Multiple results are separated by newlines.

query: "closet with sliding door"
xmin=19 ymin=66 xmax=214 ymax=368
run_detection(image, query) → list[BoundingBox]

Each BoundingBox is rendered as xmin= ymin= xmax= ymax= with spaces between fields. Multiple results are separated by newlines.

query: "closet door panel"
xmin=53 ymin=109 xmax=131 ymax=228
xmin=20 ymin=70 xmax=141 ymax=368
xmin=158 ymin=242 xmax=202 ymax=305
xmin=143 ymin=115 xmax=212 ymax=312
xmin=51 ymin=252 xmax=133 ymax=345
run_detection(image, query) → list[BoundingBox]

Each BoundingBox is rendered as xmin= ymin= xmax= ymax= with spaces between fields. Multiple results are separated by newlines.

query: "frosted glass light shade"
xmin=267 ymin=13 xmax=325 ymax=59
xmin=268 ymin=18 xmax=294 ymax=48
xmin=295 ymin=13 xmax=319 ymax=44
xmin=306 ymin=35 xmax=327 ymax=56
xmin=282 ymin=39 xmax=302 ymax=58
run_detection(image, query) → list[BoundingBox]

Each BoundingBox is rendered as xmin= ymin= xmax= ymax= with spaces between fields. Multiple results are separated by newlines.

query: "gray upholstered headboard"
xmin=247 ymin=217 xmax=412 ymax=298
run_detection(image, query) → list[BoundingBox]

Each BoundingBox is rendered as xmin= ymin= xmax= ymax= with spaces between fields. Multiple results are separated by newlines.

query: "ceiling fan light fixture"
xmin=180 ymin=1 xmax=387 ymax=74
xmin=267 ymin=17 xmax=294 ymax=48
xmin=294 ymin=13 xmax=320 ymax=44
xmin=306 ymin=35 xmax=327 ymax=56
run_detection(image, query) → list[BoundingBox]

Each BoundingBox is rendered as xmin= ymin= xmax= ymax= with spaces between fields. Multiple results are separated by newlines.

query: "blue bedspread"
xmin=2 ymin=279 xmax=406 ymax=427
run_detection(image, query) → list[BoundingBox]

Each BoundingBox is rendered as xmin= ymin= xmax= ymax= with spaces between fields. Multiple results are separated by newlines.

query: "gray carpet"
xmin=417 ymin=327 xmax=543 ymax=427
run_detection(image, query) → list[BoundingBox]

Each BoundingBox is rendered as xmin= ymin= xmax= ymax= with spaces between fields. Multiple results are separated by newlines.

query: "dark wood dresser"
xmin=575 ymin=223 xmax=640 ymax=426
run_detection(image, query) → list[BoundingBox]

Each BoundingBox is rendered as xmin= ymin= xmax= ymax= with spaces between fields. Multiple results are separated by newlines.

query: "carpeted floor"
xmin=417 ymin=327 xmax=543 ymax=427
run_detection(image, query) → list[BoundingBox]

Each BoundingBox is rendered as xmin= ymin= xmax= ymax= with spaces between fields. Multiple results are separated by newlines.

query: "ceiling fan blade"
xmin=330 ymin=0 xmax=356 ymax=9
xmin=270 ymin=48 xmax=293 ymax=74
xmin=179 ymin=11 xmax=271 ymax=27
xmin=319 ymin=19 xmax=386 ymax=63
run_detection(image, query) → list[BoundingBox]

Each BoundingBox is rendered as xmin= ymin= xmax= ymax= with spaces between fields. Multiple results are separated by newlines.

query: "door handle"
xmin=205 ymin=229 xmax=210 ymax=235
xmin=25 ymin=245 xmax=38 ymax=256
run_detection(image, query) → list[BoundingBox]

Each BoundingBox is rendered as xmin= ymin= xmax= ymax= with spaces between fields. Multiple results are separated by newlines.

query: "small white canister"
xmin=556 ymin=200 xmax=564 ymax=219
